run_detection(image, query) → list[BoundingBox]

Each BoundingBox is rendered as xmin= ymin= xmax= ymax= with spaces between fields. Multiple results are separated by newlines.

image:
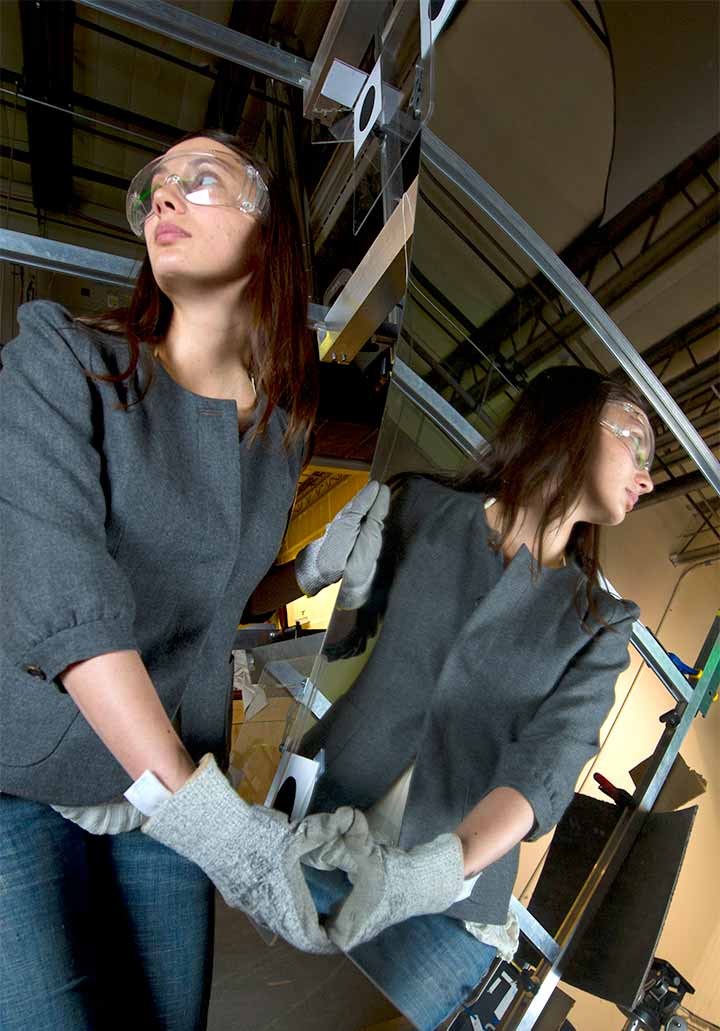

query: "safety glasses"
xmin=599 ymin=401 xmax=655 ymax=473
xmin=126 ymin=151 xmax=269 ymax=237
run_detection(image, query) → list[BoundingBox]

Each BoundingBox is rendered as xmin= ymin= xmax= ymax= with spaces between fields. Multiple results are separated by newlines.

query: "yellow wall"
xmin=277 ymin=469 xmax=369 ymax=565
xmin=281 ymin=468 xmax=369 ymax=631
xmin=286 ymin=581 xmax=340 ymax=632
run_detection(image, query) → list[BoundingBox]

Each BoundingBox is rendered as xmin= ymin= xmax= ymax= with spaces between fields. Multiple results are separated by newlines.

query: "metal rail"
xmin=421 ymin=129 xmax=720 ymax=497
xmin=0 ymin=230 xmax=331 ymax=330
xmin=77 ymin=0 xmax=312 ymax=90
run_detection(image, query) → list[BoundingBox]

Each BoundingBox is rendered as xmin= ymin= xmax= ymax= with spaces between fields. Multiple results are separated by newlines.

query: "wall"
xmin=286 ymin=581 xmax=340 ymax=633
xmin=514 ymin=495 xmax=719 ymax=1027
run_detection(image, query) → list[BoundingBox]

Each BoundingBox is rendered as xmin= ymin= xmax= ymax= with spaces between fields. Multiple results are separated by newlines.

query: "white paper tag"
xmin=124 ymin=769 xmax=172 ymax=817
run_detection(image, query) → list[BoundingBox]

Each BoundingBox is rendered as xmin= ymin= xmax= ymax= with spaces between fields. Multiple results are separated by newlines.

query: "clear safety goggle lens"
xmin=125 ymin=151 xmax=269 ymax=236
xmin=600 ymin=402 xmax=655 ymax=472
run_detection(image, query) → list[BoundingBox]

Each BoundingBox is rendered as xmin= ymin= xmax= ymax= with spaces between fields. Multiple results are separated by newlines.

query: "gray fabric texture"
xmin=295 ymin=481 xmax=390 ymax=603
xmin=144 ymin=754 xmax=360 ymax=954
xmin=302 ymin=475 xmax=640 ymax=924
xmin=0 ymin=301 xmax=303 ymax=804
xmin=318 ymin=830 xmax=465 ymax=951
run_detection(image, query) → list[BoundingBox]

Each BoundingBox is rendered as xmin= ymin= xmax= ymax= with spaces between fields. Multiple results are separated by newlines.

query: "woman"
xmin=299 ymin=366 xmax=655 ymax=1030
xmin=0 ymin=131 xmax=386 ymax=1030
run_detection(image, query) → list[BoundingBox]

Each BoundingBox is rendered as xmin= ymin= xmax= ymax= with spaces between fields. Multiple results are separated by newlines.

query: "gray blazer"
xmin=0 ymin=301 xmax=302 ymax=804
xmin=304 ymin=476 xmax=638 ymax=925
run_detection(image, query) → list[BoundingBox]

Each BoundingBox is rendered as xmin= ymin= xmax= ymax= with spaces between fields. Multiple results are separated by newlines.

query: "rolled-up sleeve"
xmin=0 ymin=302 xmax=137 ymax=685
xmin=487 ymin=606 xmax=638 ymax=840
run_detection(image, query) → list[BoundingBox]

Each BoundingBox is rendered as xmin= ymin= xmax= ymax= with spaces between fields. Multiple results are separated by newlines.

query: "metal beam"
xmin=639 ymin=303 xmax=720 ymax=370
xmin=392 ymin=356 xmax=487 ymax=459
xmin=512 ymin=192 xmax=719 ymax=366
xmin=205 ymin=0 xmax=274 ymax=134
xmin=0 ymin=229 xmax=141 ymax=287
xmin=671 ymin=544 xmax=720 ymax=565
xmin=637 ymin=473 xmax=716 ymax=508
xmin=77 ymin=0 xmax=312 ymax=90
xmin=422 ymin=129 xmax=720 ymax=496
xmin=0 ymin=230 xmax=332 ymax=330
xmin=421 ymin=136 xmax=720 ymax=401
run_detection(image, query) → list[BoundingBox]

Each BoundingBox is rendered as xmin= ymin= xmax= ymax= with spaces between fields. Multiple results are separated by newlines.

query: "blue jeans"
xmin=304 ymin=866 xmax=497 ymax=1031
xmin=0 ymin=793 xmax=214 ymax=1031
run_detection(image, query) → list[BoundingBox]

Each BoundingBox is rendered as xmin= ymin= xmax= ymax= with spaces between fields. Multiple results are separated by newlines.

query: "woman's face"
xmin=579 ymin=401 xmax=654 ymax=525
xmin=143 ymin=138 xmax=263 ymax=296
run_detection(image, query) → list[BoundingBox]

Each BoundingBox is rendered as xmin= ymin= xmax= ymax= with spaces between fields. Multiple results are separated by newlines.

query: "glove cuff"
xmin=143 ymin=754 xmax=252 ymax=871
xmin=409 ymin=833 xmax=467 ymax=913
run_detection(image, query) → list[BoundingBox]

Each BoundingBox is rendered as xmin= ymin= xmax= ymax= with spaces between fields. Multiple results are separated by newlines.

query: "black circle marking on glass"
xmin=359 ymin=86 xmax=376 ymax=133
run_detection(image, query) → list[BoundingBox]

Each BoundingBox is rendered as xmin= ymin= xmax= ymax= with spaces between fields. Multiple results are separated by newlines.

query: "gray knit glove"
xmin=324 ymin=833 xmax=466 ymax=951
xmin=294 ymin=481 xmax=390 ymax=607
xmin=143 ymin=754 xmax=360 ymax=954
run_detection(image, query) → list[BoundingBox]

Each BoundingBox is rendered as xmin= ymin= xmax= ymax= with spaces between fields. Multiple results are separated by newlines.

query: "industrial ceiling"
xmin=0 ymin=0 xmax=718 ymax=561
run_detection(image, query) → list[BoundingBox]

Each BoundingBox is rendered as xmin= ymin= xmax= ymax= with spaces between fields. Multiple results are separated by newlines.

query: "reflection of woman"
xmin=0 ymin=131 xmax=386 ymax=1029
xmin=302 ymin=367 xmax=654 ymax=1029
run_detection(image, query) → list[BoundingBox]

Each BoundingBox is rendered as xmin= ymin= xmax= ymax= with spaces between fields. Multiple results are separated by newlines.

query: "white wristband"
xmin=455 ymin=872 xmax=482 ymax=903
xmin=124 ymin=770 xmax=172 ymax=817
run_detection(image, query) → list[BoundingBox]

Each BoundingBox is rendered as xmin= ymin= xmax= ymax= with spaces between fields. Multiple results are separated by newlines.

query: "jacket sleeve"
xmin=486 ymin=602 xmax=639 ymax=840
xmin=0 ymin=301 xmax=138 ymax=686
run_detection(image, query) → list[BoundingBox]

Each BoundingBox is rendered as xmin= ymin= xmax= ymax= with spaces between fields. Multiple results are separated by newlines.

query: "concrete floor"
xmin=207 ymin=896 xmax=401 ymax=1031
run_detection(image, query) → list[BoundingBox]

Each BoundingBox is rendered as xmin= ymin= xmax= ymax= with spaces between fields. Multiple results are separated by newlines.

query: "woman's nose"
xmin=636 ymin=467 xmax=654 ymax=494
xmin=153 ymin=179 xmax=185 ymax=215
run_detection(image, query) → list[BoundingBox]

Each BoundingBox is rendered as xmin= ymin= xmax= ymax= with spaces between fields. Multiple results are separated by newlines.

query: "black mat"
xmin=520 ymin=794 xmax=697 ymax=1008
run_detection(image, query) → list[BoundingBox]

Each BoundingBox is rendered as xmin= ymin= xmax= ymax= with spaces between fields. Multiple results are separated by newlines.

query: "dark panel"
xmin=523 ymin=794 xmax=697 ymax=1009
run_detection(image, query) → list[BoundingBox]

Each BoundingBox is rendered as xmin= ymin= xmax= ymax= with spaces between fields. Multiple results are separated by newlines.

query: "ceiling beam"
xmin=511 ymin=192 xmax=719 ymax=367
xmin=18 ymin=0 xmax=74 ymax=213
xmin=0 ymin=231 xmax=332 ymax=332
xmin=77 ymin=0 xmax=311 ymax=90
xmin=637 ymin=471 xmax=714 ymax=507
xmin=205 ymin=0 xmax=274 ymax=134
xmin=421 ymin=135 xmax=720 ymax=399
xmin=422 ymin=128 xmax=720 ymax=495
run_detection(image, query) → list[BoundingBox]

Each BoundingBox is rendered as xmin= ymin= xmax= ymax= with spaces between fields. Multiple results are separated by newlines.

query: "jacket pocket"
xmin=0 ymin=660 xmax=79 ymax=766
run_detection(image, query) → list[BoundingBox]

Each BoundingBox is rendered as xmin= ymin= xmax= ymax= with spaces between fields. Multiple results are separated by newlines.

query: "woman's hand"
xmin=294 ymin=480 xmax=390 ymax=608
xmin=316 ymin=832 xmax=466 ymax=952
xmin=143 ymin=754 xmax=363 ymax=954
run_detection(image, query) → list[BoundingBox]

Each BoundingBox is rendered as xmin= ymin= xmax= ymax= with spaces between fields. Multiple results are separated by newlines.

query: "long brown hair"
xmin=450 ymin=365 xmax=647 ymax=622
xmin=80 ymin=129 xmax=318 ymax=447
xmin=324 ymin=366 xmax=644 ymax=661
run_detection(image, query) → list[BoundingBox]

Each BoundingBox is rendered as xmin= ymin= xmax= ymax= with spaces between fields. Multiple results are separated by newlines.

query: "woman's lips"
xmin=626 ymin=489 xmax=638 ymax=510
xmin=154 ymin=223 xmax=191 ymax=243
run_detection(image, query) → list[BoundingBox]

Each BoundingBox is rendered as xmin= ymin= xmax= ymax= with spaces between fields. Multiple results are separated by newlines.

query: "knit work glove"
xmin=294 ymin=481 xmax=390 ymax=608
xmin=143 ymin=754 xmax=360 ymax=954
xmin=324 ymin=833 xmax=466 ymax=951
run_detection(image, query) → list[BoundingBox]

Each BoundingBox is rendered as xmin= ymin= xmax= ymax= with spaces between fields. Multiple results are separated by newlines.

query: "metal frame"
xmin=0 ymin=229 xmax=141 ymax=288
xmin=77 ymin=0 xmax=312 ymax=90
xmin=0 ymin=230 xmax=331 ymax=329
xmin=501 ymin=638 xmax=716 ymax=1030
xmin=422 ymin=129 xmax=720 ymax=496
